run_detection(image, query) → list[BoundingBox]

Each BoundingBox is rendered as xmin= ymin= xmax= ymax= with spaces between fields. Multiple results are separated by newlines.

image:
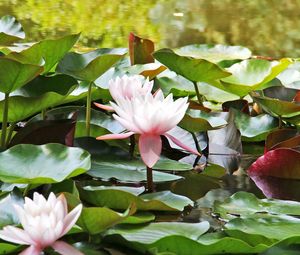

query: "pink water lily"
xmin=97 ymin=89 xmax=200 ymax=168
xmin=0 ymin=192 xmax=83 ymax=255
xmin=94 ymin=75 xmax=153 ymax=111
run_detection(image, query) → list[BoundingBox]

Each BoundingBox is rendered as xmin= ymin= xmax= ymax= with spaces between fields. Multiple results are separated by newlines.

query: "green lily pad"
xmin=179 ymin=109 xmax=227 ymax=132
xmin=0 ymin=15 xmax=25 ymax=45
xmin=232 ymin=109 xmax=279 ymax=141
xmin=153 ymin=48 xmax=231 ymax=82
xmin=56 ymin=48 xmax=127 ymax=82
xmin=214 ymin=191 xmax=300 ymax=220
xmin=0 ymin=144 xmax=90 ymax=183
xmin=81 ymin=186 xmax=193 ymax=211
xmin=7 ymin=33 xmax=80 ymax=73
xmin=216 ymin=58 xmax=292 ymax=97
xmin=251 ymin=93 xmax=300 ymax=117
xmin=105 ymin=223 xmax=268 ymax=255
xmin=174 ymin=44 xmax=251 ymax=63
xmin=0 ymin=74 xmax=78 ymax=122
xmin=225 ymin=214 xmax=300 ymax=241
xmin=0 ymin=189 xmax=23 ymax=228
xmin=0 ymin=58 xmax=43 ymax=93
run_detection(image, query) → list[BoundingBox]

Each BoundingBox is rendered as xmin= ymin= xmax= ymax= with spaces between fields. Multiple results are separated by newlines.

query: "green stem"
xmin=278 ymin=115 xmax=283 ymax=129
xmin=5 ymin=122 xmax=16 ymax=147
xmin=193 ymin=81 xmax=203 ymax=105
xmin=86 ymin=82 xmax=93 ymax=137
xmin=41 ymin=109 xmax=46 ymax=120
xmin=129 ymin=135 xmax=135 ymax=158
xmin=191 ymin=132 xmax=201 ymax=153
xmin=1 ymin=93 xmax=9 ymax=149
xmin=23 ymin=184 xmax=31 ymax=196
xmin=146 ymin=166 xmax=154 ymax=192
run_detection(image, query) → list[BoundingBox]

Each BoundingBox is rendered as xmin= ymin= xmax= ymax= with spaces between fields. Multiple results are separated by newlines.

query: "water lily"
xmin=94 ymin=75 xmax=153 ymax=111
xmin=0 ymin=192 xmax=83 ymax=255
xmin=97 ymin=89 xmax=200 ymax=168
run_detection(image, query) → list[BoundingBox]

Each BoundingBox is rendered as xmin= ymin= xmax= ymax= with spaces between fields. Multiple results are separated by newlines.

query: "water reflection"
xmin=1 ymin=0 xmax=300 ymax=57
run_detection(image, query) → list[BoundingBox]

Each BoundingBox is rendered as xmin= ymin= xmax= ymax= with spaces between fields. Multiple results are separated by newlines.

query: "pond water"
xmin=1 ymin=0 xmax=300 ymax=57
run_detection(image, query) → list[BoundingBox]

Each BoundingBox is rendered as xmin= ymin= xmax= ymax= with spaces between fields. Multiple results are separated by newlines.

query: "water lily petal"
xmin=96 ymin=132 xmax=134 ymax=140
xmin=139 ymin=134 xmax=162 ymax=168
xmin=19 ymin=245 xmax=41 ymax=255
xmin=94 ymin=102 xmax=114 ymax=111
xmin=165 ymin=132 xmax=201 ymax=156
xmin=0 ymin=226 xmax=33 ymax=245
xmin=52 ymin=240 xmax=83 ymax=255
xmin=61 ymin=204 xmax=83 ymax=236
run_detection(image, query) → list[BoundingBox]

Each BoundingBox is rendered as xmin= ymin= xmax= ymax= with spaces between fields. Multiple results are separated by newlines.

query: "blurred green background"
xmin=1 ymin=0 xmax=300 ymax=57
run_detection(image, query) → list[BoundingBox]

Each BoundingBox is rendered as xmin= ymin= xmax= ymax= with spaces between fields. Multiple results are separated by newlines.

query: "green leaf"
xmin=153 ymin=48 xmax=231 ymax=82
xmin=81 ymin=186 xmax=193 ymax=211
xmin=179 ymin=109 xmax=227 ymax=132
xmin=232 ymin=109 xmax=279 ymax=141
xmin=251 ymin=93 xmax=300 ymax=117
xmin=225 ymin=214 xmax=300 ymax=240
xmin=0 ymin=74 xmax=78 ymax=122
xmin=56 ymin=48 xmax=127 ymax=82
xmin=78 ymin=206 xmax=136 ymax=235
xmin=0 ymin=189 xmax=23 ymax=228
xmin=106 ymin=221 xmax=210 ymax=243
xmin=214 ymin=191 xmax=300 ymax=220
xmin=217 ymin=58 xmax=292 ymax=97
xmin=0 ymin=15 xmax=25 ymax=45
xmin=7 ymin=33 xmax=80 ymax=73
xmin=105 ymin=223 xmax=268 ymax=254
xmin=0 ymin=144 xmax=90 ymax=183
xmin=0 ymin=58 xmax=43 ymax=93
xmin=174 ymin=44 xmax=251 ymax=63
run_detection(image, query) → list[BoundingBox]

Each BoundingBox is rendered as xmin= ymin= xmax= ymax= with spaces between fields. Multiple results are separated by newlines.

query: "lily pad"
xmin=0 ymin=15 xmax=25 ymax=45
xmin=232 ymin=109 xmax=278 ymax=141
xmin=217 ymin=58 xmax=291 ymax=97
xmin=129 ymin=33 xmax=154 ymax=65
xmin=174 ymin=44 xmax=251 ymax=63
xmin=0 ymin=58 xmax=43 ymax=93
xmin=81 ymin=186 xmax=193 ymax=211
xmin=0 ymin=143 xmax=90 ymax=183
xmin=179 ymin=109 xmax=227 ymax=132
xmin=214 ymin=191 xmax=300 ymax=220
xmin=56 ymin=48 xmax=127 ymax=82
xmin=7 ymin=33 xmax=80 ymax=73
xmin=153 ymin=48 xmax=231 ymax=83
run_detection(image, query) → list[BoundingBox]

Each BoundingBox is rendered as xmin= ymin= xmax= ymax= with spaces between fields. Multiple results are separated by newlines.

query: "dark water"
xmin=1 ymin=0 xmax=300 ymax=57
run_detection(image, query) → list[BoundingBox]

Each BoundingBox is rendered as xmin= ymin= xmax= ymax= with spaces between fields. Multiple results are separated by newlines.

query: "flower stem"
xmin=146 ymin=166 xmax=154 ymax=192
xmin=86 ymin=82 xmax=93 ymax=136
xmin=1 ymin=93 xmax=9 ymax=150
xmin=278 ymin=115 xmax=283 ymax=129
xmin=5 ymin=122 xmax=16 ymax=148
xmin=193 ymin=81 xmax=203 ymax=105
xmin=41 ymin=109 xmax=46 ymax=120
xmin=129 ymin=135 xmax=135 ymax=158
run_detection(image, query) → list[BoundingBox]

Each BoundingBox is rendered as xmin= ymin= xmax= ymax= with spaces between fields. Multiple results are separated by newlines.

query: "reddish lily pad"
xmin=129 ymin=33 xmax=154 ymax=65
xmin=265 ymin=129 xmax=300 ymax=152
xmin=248 ymin=148 xmax=300 ymax=179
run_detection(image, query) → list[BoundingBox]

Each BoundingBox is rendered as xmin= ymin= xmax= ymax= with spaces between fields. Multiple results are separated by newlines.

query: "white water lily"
xmin=0 ymin=192 xmax=83 ymax=255
xmin=97 ymin=90 xmax=200 ymax=168
xmin=94 ymin=75 xmax=153 ymax=111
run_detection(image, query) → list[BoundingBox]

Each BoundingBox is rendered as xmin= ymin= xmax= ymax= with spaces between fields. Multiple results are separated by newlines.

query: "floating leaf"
xmin=232 ymin=109 xmax=278 ymax=141
xmin=265 ymin=129 xmax=299 ymax=151
xmin=81 ymin=186 xmax=193 ymax=211
xmin=56 ymin=48 xmax=127 ymax=82
xmin=153 ymin=48 xmax=231 ymax=82
xmin=216 ymin=58 xmax=292 ymax=97
xmin=0 ymin=58 xmax=43 ymax=93
xmin=0 ymin=15 xmax=25 ymax=45
xmin=214 ymin=191 xmax=300 ymax=220
xmin=0 ymin=144 xmax=90 ymax=183
xmin=179 ymin=109 xmax=227 ymax=132
xmin=7 ymin=33 xmax=80 ymax=73
xmin=174 ymin=44 xmax=251 ymax=63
